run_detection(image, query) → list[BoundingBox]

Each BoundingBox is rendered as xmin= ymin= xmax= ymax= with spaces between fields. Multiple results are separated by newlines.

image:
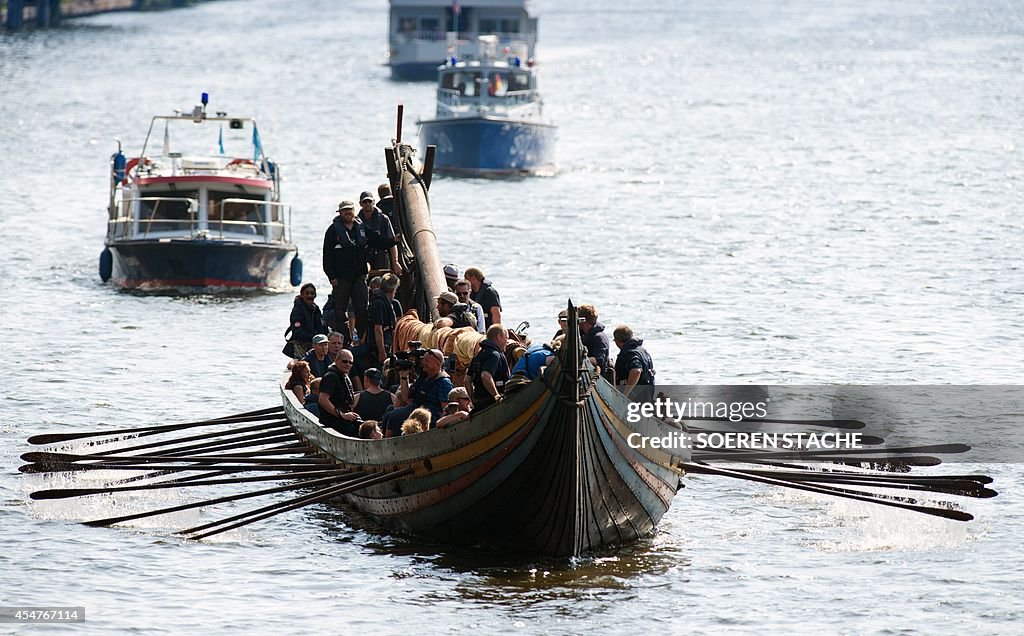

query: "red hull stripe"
xmin=135 ymin=176 xmax=272 ymax=188
xmin=119 ymin=278 xmax=267 ymax=289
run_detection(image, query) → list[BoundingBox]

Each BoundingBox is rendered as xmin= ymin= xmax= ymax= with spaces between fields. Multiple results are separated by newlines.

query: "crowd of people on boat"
xmin=281 ymin=186 xmax=656 ymax=439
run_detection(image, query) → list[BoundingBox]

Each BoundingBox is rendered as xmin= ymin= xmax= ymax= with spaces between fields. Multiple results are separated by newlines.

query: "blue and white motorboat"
xmin=387 ymin=0 xmax=538 ymax=81
xmin=417 ymin=36 xmax=556 ymax=176
xmin=101 ymin=95 xmax=301 ymax=292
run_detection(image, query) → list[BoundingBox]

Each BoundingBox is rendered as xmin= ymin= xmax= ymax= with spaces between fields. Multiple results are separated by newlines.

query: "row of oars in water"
xmin=21 ymin=406 xmax=407 ymax=540
xmin=663 ymin=405 xmax=997 ymax=521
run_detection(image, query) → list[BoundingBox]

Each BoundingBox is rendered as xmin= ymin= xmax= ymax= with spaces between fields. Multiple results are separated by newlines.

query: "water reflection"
xmin=308 ymin=503 xmax=690 ymax=611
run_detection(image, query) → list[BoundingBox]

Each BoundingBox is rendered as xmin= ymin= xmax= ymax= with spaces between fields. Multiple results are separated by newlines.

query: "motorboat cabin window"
xmin=209 ymin=192 xmax=266 ymax=236
xmin=138 ymin=190 xmax=196 ymax=234
xmin=508 ymin=71 xmax=530 ymax=92
xmin=421 ymin=17 xmax=442 ymax=39
xmin=478 ymin=18 xmax=521 ymax=35
xmin=396 ymin=15 xmax=442 ymax=39
xmin=443 ymin=71 xmax=482 ymax=97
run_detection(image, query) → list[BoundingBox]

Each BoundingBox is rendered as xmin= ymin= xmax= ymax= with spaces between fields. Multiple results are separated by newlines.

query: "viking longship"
xmin=21 ymin=116 xmax=997 ymax=555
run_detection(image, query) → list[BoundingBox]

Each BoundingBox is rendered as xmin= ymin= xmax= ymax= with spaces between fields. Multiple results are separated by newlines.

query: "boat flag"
xmin=252 ymin=125 xmax=263 ymax=162
xmin=218 ymin=125 xmax=224 ymax=155
xmin=162 ymin=120 xmax=170 ymax=155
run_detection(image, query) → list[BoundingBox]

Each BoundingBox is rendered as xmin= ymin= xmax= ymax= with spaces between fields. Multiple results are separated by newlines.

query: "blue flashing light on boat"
xmin=513 ymin=57 xmax=521 ymax=67
xmin=449 ymin=56 xmax=457 ymax=65
xmin=201 ymin=92 xmax=209 ymax=105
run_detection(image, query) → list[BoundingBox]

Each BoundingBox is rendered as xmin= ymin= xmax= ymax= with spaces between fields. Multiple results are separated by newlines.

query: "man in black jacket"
xmin=322 ymin=200 xmax=369 ymax=342
xmin=613 ymin=324 xmax=656 ymax=402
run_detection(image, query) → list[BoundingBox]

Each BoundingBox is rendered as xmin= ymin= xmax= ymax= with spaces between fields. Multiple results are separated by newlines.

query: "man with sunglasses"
xmin=381 ymin=348 xmax=454 ymax=437
xmin=318 ymin=350 xmax=360 ymax=436
xmin=454 ymin=278 xmax=486 ymax=334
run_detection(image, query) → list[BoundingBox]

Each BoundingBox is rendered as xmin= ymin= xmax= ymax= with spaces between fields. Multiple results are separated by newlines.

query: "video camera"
xmin=392 ymin=340 xmax=428 ymax=372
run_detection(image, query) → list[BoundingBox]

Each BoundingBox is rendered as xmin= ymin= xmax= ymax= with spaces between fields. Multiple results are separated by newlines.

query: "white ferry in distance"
xmin=388 ymin=0 xmax=537 ymax=81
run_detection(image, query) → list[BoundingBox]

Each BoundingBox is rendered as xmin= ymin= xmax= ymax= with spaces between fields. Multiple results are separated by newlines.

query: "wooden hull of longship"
xmin=281 ymin=364 xmax=687 ymax=556
xmin=107 ymin=240 xmax=295 ymax=291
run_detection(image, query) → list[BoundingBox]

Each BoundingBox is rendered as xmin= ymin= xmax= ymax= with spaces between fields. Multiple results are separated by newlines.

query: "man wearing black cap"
xmin=323 ymin=200 xmax=369 ymax=343
xmin=358 ymin=190 xmax=400 ymax=275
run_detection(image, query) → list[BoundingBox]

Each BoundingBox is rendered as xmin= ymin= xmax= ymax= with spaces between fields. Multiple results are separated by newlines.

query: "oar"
xmin=695 ymin=443 xmax=971 ymax=462
xmin=729 ymin=460 xmax=995 ymax=485
xmin=77 ymin=442 xmax=309 ymax=488
xmin=156 ymin=432 xmax=301 ymax=457
xmin=78 ymin=421 xmax=292 ymax=456
xmin=137 ymin=444 xmax=314 ymax=486
xmin=83 ymin=470 xmax=367 ymax=528
xmin=30 ymin=468 xmax=357 ymax=500
xmin=21 ymin=451 xmax=328 ymax=466
xmin=717 ymin=467 xmax=996 ymax=498
xmin=21 ymin=461 xmax=337 ymax=474
xmin=27 ymin=406 xmax=285 ymax=445
xmin=683 ymin=462 xmax=974 ymax=521
xmin=184 ymin=468 xmax=415 ymax=540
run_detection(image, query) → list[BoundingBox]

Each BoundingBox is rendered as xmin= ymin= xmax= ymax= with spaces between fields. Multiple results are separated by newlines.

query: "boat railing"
xmin=209 ymin=199 xmax=291 ymax=242
xmin=107 ymin=196 xmax=290 ymax=243
xmin=393 ymin=30 xmax=535 ymax=50
xmin=437 ymin=88 xmax=538 ymax=113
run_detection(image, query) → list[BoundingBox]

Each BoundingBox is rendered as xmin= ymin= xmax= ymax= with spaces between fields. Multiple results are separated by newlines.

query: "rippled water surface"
xmin=1 ymin=0 xmax=1022 ymax=633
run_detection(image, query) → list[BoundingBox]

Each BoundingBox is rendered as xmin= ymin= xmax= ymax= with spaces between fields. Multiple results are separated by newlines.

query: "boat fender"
xmin=111 ymin=151 xmax=126 ymax=185
xmin=290 ymin=256 xmax=303 ymax=287
xmin=99 ymin=247 xmax=113 ymax=282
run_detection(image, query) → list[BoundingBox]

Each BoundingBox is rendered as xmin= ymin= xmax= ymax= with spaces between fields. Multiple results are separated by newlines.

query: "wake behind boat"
xmin=417 ymin=36 xmax=556 ymax=176
xmin=100 ymin=94 xmax=301 ymax=292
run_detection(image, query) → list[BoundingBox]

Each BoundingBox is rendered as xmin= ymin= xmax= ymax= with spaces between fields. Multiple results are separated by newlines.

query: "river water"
xmin=1 ymin=0 xmax=1022 ymax=633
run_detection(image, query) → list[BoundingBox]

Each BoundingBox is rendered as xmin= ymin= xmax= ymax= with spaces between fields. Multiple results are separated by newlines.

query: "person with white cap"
xmin=443 ymin=264 xmax=459 ymax=291
xmin=302 ymin=333 xmax=332 ymax=378
xmin=322 ymin=200 xmax=369 ymax=343
xmin=358 ymin=190 xmax=401 ymax=275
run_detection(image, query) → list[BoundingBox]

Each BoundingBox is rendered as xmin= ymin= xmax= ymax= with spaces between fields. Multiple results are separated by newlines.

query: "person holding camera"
xmin=381 ymin=348 xmax=454 ymax=437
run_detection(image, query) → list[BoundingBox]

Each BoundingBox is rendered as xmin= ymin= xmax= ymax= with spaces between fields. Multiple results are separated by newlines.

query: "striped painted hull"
xmin=108 ymin=239 xmax=295 ymax=292
xmin=282 ymin=353 xmax=687 ymax=556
